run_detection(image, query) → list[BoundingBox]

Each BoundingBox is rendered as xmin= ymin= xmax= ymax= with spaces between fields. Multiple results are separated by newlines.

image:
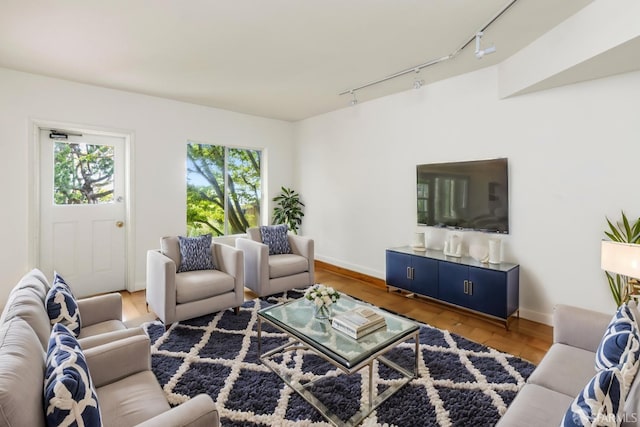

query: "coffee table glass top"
xmin=258 ymin=294 xmax=419 ymax=369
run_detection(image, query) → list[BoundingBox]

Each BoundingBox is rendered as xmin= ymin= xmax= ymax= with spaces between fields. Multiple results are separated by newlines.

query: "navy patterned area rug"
xmin=144 ymin=291 xmax=535 ymax=427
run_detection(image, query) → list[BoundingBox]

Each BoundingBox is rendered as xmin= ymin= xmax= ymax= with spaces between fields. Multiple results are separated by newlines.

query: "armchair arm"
xmin=289 ymin=234 xmax=315 ymax=282
xmin=84 ymin=334 xmax=151 ymax=388
xmin=135 ymin=394 xmax=219 ymax=427
xmin=553 ymin=304 xmax=612 ymax=352
xmin=214 ymin=243 xmax=241 ymax=278
xmin=146 ymin=250 xmax=177 ymax=325
xmin=236 ymin=238 xmax=269 ymax=296
xmin=77 ymin=293 xmax=123 ymax=326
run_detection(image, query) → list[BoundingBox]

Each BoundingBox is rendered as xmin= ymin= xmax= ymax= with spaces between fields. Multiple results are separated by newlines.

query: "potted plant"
xmin=272 ymin=187 xmax=305 ymax=234
xmin=604 ymin=211 xmax=640 ymax=306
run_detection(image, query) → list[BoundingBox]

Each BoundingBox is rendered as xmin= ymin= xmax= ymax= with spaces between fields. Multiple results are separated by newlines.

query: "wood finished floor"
xmin=122 ymin=266 xmax=552 ymax=365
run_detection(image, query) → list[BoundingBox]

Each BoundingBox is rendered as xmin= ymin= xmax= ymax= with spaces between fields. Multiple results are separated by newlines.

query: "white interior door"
xmin=39 ymin=129 xmax=126 ymax=297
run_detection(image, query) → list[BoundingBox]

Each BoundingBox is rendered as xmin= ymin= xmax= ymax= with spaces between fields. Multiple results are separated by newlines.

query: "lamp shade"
xmin=601 ymin=240 xmax=640 ymax=279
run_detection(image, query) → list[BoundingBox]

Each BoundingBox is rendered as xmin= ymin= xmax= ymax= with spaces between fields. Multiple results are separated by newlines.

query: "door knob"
xmin=115 ymin=221 xmax=124 ymax=228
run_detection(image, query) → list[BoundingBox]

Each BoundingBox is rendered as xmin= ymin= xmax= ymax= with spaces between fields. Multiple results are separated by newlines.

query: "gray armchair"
xmin=236 ymin=227 xmax=314 ymax=297
xmin=146 ymin=237 xmax=244 ymax=325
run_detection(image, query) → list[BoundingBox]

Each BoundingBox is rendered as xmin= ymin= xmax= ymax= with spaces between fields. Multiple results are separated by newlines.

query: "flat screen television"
xmin=416 ymin=158 xmax=509 ymax=234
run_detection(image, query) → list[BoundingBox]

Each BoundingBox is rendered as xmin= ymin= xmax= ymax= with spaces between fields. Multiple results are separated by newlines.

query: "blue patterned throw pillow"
xmin=177 ymin=234 xmax=217 ymax=273
xmin=260 ymin=224 xmax=292 ymax=255
xmin=53 ymin=271 xmax=74 ymax=295
xmin=46 ymin=277 xmax=82 ymax=337
xmin=44 ymin=323 xmax=102 ymax=427
xmin=562 ymin=367 xmax=624 ymax=427
xmin=596 ymin=304 xmax=639 ymax=370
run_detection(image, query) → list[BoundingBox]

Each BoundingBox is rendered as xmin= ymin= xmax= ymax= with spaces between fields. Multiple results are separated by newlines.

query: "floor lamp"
xmin=601 ymin=240 xmax=640 ymax=302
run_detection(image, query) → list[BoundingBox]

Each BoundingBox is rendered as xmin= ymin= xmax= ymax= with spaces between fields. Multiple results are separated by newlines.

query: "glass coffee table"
xmin=258 ymin=294 xmax=420 ymax=427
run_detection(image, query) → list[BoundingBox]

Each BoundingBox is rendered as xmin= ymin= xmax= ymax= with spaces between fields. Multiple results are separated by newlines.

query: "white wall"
xmin=0 ymin=67 xmax=294 ymax=305
xmin=294 ymin=66 xmax=640 ymax=324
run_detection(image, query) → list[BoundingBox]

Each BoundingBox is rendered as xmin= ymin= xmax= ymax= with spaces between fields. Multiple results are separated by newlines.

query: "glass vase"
xmin=314 ymin=304 xmax=332 ymax=320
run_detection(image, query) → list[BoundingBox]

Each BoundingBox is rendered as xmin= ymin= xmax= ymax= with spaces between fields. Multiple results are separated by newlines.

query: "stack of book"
xmin=331 ymin=307 xmax=386 ymax=339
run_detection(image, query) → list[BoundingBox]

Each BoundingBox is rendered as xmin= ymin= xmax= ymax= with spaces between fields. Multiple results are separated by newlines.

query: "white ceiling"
xmin=0 ymin=0 xmax=595 ymax=122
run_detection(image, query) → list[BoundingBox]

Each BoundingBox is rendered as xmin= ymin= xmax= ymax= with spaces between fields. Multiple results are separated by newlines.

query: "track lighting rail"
xmin=338 ymin=0 xmax=518 ymax=97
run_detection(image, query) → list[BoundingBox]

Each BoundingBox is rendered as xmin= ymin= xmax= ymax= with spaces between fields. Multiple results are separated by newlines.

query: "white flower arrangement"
xmin=304 ymin=284 xmax=340 ymax=308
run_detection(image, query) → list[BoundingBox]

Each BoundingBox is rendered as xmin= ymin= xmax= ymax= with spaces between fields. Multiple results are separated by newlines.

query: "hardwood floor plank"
xmin=121 ymin=265 xmax=552 ymax=364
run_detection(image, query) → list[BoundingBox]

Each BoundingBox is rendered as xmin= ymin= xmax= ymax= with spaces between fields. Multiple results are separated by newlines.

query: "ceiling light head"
xmin=350 ymin=91 xmax=358 ymax=106
xmin=474 ymin=31 xmax=496 ymax=59
xmin=412 ymin=68 xmax=424 ymax=89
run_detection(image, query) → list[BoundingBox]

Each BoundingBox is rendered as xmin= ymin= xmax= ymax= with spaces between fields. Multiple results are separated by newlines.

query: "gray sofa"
xmin=498 ymin=304 xmax=640 ymax=426
xmin=0 ymin=269 xmax=219 ymax=427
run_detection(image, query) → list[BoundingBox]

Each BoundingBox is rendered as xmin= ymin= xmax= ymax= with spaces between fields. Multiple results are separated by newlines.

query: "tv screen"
xmin=416 ymin=158 xmax=509 ymax=234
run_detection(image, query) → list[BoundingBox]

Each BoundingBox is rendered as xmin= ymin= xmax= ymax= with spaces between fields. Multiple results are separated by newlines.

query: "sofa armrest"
xmin=84 ymin=334 xmax=151 ymax=388
xmin=236 ymin=238 xmax=269 ymax=295
xmin=146 ymin=250 xmax=177 ymax=324
xmin=135 ymin=394 xmax=219 ymax=427
xmin=553 ymin=304 xmax=612 ymax=352
xmin=77 ymin=293 xmax=123 ymax=326
xmin=79 ymin=327 xmax=146 ymax=350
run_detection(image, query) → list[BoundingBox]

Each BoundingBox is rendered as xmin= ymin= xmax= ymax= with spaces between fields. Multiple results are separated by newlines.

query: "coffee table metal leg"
xmin=368 ymin=362 xmax=373 ymax=411
xmin=257 ymin=317 xmax=262 ymax=359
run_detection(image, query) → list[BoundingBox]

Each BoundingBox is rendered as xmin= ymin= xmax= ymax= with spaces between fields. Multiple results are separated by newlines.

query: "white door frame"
xmin=27 ymin=119 xmax=136 ymax=292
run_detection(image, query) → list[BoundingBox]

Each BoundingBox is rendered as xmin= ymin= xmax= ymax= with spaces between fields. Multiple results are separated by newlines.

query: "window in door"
xmin=53 ymin=142 xmax=115 ymax=204
xmin=186 ymin=143 xmax=261 ymax=236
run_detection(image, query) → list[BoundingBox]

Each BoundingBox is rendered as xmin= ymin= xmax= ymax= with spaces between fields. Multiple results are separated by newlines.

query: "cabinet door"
xmin=467 ymin=267 xmax=507 ymax=318
xmin=412 ymin=256 xmax=438 ymax=298
xmin=438 ymin=262 xmax=469 ymax=307
xmin=385 ymin=251 xmax=412 ymax=291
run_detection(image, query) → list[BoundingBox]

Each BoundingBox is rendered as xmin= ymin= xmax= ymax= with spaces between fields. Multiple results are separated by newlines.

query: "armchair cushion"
xmin=260 ymin=224 xmax=292 ymax=255
xmin=176 ymin=269 xmax=235 ymax=304
xmin=177 ymin=234 xmax=217 ymax=272
xmin=45 ymin=281 xmax=82 ymax=337
xmin=269 ymin=254 xmax=309 ymax=279
xmin=44 ymin=323 xmax=101 ymax=427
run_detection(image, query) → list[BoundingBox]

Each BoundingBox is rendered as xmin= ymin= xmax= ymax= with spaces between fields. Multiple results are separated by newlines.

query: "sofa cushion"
xmin=44 ymin=323 xmax=102 ymax=427
xmin=0 ymin=318 xmax=46 ymax=427
xmin=177 ymin=234 xmax=217 ymax=273
xmin=96 ymin=370 xmax=170 ymax=426
xmin=46 ymin=282 xmax=82 ymax=337
xmin=596 ymin=304 xmax=639 ymax=370
xmin=527 ymin=343 xmax=597 ymax=398
xmin=561 ymin=366 xmax=625 ymax=427
xmin=260 ymin=224 xmax=292 ymax=255
xmin=496 ymin=383 xmax=574 ymax=427
xmin=269 ymin=254 xmax=309 ymax=279
xmin=78 ymin=320 xmax=127 ymax=340
xmin=175 ymin=269 xmax=235 ymax=304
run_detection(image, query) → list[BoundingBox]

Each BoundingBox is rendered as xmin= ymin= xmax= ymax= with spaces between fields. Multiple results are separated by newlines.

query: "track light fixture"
xmin=475 ymin=31 xmax=496 ymax=59
xmin=338 ymin=0 xmax=517 ymax=98
xmin=350 ymin=91 xmax=358 ymax=106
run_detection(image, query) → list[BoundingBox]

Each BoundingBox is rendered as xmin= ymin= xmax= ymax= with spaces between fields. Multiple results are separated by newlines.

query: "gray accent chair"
xmin=498 ymin=303 xmax=640 ymax=426
xmin=146 ymin=236 xmax=244 ymax=325
xmin=236 ymin=227 xmax=314 ymax=297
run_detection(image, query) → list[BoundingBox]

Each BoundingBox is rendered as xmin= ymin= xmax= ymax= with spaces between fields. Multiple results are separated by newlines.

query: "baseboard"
xmin=519 ymin=308 xmax=552 ymax=326
xmin=314 ymin=260 xmax=387 ymax=290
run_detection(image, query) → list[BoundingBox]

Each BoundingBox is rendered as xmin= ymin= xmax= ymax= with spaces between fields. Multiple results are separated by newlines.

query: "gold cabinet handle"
xmin=115 ymin=221 xmax=124 ymax=228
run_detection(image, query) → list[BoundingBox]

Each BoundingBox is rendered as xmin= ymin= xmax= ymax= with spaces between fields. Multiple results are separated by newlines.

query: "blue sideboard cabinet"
xmin=385 ymin=246 xmax=519 ymax=328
